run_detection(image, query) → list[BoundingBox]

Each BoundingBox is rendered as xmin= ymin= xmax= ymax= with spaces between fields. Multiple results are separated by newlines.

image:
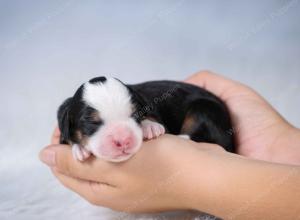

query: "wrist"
xmin=176 ymin=144 xmax=237 ymax=215
xmin=180 ymin=146 xmax=299 ymax=218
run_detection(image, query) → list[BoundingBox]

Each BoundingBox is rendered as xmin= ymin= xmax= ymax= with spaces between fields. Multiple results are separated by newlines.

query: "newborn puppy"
xmin=57 ymin=77 xmax=234 ymax=162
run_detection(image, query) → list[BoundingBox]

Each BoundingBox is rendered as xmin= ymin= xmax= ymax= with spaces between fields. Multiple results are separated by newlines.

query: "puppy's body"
xmin=58 ymin=77 xmax=234 ymax=162
xmin=130 ymin=80 xmax=234 ymax=151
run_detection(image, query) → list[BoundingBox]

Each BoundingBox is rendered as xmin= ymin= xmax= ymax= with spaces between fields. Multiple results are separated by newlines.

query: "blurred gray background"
xmin=0 ymin=0 xmax=299 ymax=220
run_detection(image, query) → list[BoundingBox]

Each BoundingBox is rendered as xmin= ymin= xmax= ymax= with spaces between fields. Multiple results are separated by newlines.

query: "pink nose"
xmin=112 ymin=136 xmax=133 ymax=150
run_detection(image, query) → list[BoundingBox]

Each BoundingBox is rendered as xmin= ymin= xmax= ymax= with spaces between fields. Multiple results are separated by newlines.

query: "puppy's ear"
xmin=57 ymin=98 xmax=73 ymax=144
xmin=127 ymin=87 xmax=148 ymax=122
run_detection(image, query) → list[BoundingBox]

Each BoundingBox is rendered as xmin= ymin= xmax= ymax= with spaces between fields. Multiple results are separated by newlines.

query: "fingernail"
xmin=40 ymin=148 xmax=56 ymax=166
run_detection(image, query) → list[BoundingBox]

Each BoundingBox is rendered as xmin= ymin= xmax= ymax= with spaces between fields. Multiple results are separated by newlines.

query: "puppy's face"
xmin=58 ymin=77 xmax=144 ymax=162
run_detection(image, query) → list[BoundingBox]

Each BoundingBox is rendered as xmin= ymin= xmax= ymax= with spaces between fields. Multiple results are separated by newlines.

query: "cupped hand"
xmin=41 ymin=127 xmax=225 ymax=213
xmin=40 ymin=71 xmax=300 ymax=215
xmin=185 ymin=71 xmax=300 ymax=164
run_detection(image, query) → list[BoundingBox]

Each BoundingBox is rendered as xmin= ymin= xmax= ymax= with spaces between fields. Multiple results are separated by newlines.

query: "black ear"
xmin=127 ymin=86 xmax=148 ymax=122
xmin=57 ymin=97 xmax=73 ymax=144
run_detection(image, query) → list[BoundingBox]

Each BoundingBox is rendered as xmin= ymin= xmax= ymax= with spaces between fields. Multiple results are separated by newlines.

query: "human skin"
xmin=185 ymin=71 xmax=300 ymax=165
xmin=40 ymin=71 xmax=300 ymax=219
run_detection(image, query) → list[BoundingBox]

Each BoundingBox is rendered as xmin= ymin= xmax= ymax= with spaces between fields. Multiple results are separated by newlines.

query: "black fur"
xmin=57 ymin=78 xmax=235 ymax=152
xmin=57 ymin=84 xmax=103 ymax=145
xmin=89 ymin=76 xmax=107 ymax=84
xmin=57 ymin=97 xmax=73 ymax=144
xmin=129 ymin=81 xmax=235 ymax=152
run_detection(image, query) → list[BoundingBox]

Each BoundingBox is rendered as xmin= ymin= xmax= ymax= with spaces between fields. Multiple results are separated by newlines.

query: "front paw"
xmin=72 ymin=144 xmax=91 ymax=161
xmin=141 ymin=119 xmax=165 ymax=140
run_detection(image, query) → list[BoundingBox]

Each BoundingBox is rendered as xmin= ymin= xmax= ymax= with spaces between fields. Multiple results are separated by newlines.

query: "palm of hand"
xmin=186 ymin=72 xmax=293 ymax=161
xmin=221 ymin=85 xmax=291 ymax=159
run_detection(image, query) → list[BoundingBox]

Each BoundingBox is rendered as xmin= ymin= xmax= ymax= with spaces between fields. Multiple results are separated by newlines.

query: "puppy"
xmin=57 ymin=76 xmax=234 ymax=162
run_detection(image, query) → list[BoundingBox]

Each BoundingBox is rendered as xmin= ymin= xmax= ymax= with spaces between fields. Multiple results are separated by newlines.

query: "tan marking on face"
xmin=75 ymin=130 xmax=88 ymax=146
xmin=90 ymin=111 xmax=101 ymax=122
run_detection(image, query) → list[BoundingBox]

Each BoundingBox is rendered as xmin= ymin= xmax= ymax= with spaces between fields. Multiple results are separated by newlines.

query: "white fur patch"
xmin=82 ymin=78 xmax=143 ymax=162
xmin=83 ymin=78 xmax=133 ymax=122
xmin=86 ymin=118 xmax=143 ymax=162
xmin=178 ymin=134 xmax=190 ymax=140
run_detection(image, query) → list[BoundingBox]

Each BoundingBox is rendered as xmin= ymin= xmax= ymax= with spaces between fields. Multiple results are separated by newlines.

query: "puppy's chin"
xmin=88 ymin=127 xmax=143 ymax=162
xmin=103 ymin=153 xmax=134 ymax=162
xmin=89 ymin=142 xmax=142 ymax=162
xmin=92 ymin=150 xmax=137 ymax=162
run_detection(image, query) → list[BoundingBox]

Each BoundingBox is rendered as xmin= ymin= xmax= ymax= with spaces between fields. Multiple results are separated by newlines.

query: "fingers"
xmin=51 ymin=126 xmax=61 ymax=145
xmin=184 ymin=71 xmax=243 ymax=99
xmin=39 ymin=145 xmax=115 ymax=183
xmin=52 ymin=169 xmax=115 ymax=206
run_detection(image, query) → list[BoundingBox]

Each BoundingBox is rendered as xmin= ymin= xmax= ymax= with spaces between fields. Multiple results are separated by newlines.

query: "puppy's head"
xmin=57 ymin=77 xmax=145 ymax=162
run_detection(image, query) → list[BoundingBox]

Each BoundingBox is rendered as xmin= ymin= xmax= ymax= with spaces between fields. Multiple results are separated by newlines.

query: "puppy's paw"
xmin=141 ymin=119 xmax=165 ymax=140
xmin=72 ymin=144 xmax=91 ymax=161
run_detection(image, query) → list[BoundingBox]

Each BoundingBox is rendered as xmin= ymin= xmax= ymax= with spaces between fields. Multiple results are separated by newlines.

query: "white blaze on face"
xmin=82 ymin=78 xmax=143 ymax=162
xmin=83 ymin=78 xmax=132 ymax=121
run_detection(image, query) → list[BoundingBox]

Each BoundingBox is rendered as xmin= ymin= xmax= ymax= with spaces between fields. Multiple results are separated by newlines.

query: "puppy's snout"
xmin=112 ymin=136 xmax=133 ymax=150
xmin=108 ymin=126 xmax=135 ymax=151
xmin=90 ymin=120 xmax=143 ymax=161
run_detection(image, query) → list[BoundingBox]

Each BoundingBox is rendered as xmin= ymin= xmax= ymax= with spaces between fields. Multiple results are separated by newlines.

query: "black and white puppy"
xmin=58 ymin=77 xmax=234 ymax=162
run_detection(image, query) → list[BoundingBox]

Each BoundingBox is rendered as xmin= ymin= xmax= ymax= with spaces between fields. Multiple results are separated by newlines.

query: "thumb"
xmin=39 ymin=144 xmax=101 ymax=181
xmin=39 ymin=144 xmax=111 ymax=181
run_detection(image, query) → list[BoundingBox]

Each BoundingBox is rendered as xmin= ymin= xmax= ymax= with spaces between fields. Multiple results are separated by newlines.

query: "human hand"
xmin=40 ymin=128 xmax=226 ymax=213
xmin=41 ymin=126 xmax=300 ymax=218
xmin=39 ymin=71 xmax=300 ymax=217
xmin=185 ymin=71 xmax=300 ymax=165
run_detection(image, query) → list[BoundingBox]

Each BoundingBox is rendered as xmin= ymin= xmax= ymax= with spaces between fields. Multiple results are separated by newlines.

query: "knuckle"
xmin=86 ymin=183 xmax=105 ymax=206
xmin=197 ymin=70 xmax=214 ymax=77
xmin=188 ymin=70 xmax=214 ymax=82
xmin=87 ymin=193 xmax=108 ymax=207
xmin=87 ymin=196 xmax=101 ymax=206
